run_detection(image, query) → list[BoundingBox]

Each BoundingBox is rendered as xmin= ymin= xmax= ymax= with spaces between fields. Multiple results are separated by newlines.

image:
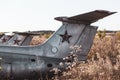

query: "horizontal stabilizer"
xmin=55 ymin=10 xmax=116 ymax=24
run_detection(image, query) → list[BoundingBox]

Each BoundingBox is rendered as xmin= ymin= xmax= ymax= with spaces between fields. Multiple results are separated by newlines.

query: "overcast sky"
xmin=0 ymin=0 xmax=120 ymax=32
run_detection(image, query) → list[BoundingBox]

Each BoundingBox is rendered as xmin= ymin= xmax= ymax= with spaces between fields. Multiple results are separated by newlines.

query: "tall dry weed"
xmin=56 ymin=32 xmax=120 ymax=80
xmin=30 ymin=32 xmax=120 ymax=80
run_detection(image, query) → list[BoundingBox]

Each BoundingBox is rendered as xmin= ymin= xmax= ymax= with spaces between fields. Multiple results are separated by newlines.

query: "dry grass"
xmin=31 ymin=32 xmax=120 ymax=80
xmin=55 ymin=32 xmax=120 ymax=80
xmin=30 ymin=35 xmax=47 ymax=45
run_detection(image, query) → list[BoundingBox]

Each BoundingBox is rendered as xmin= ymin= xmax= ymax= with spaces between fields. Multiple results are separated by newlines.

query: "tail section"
xmin=12 ymin=32 xmax=40 ymax=46
xmin=41 ymin=23 xmax=95 ymax=60
xmin=0 ymin=34 xmax=13 ymax=44
xmin=40 ymin=10 xmax=116 ymax=61
xmin=0 ymin=32 xmax=39 ymax=46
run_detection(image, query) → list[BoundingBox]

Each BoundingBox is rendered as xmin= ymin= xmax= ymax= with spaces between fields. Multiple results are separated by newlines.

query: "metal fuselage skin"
xmin=0 ymin=10 xmax=115 ymax=80
xmin=0 ymin=23 xmax=97 ymax=79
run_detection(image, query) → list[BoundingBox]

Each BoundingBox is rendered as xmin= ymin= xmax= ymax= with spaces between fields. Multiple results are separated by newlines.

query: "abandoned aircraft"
xmin=0 ymin=32 xmax=40 ymax=46
xmin=0 ymin=33 xmax=13 ymax=44
xmin=0 ymin=10 xmax=116 ymax=80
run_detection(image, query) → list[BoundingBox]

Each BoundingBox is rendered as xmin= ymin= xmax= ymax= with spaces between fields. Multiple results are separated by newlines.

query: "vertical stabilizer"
xmin=39 ymin=10 xmax=116 ymax=61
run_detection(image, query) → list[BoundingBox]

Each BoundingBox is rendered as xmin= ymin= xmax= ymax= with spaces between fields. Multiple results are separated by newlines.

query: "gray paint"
xmin=0 ymin=33 xmax=36 ymax=46
xmin=0 ymin=10 xmax=115 ymax=80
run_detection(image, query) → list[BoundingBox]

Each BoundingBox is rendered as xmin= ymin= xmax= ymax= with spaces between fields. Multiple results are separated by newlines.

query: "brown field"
xmin=31 ymin=31 xmax=120 ymax=80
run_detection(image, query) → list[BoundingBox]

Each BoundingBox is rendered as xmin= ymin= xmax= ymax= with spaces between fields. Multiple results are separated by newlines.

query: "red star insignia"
xmin=59 ymin=30 xmax=72 ymax=43
xmin=14 ymin=38 xmax=21 ymax=45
